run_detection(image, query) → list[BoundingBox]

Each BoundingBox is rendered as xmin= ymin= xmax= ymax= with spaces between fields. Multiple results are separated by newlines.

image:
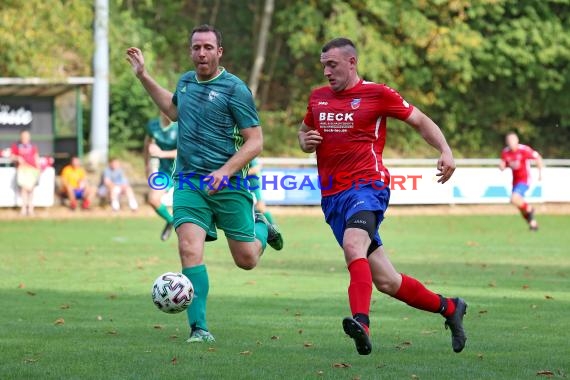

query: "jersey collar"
xmin=195 ymin=67 xmax=225 ymax=83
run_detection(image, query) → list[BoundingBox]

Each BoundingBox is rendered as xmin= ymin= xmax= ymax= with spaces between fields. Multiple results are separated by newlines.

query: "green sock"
xmin=264 ymin=211 xmax=275 ymax=224
xmin=255 ymin=220 xmax=268 ymax=250
xmin=155 ymin=204 xmax=173 ymax=223
xmin=182 ymin=265 xmax=209 ymax=331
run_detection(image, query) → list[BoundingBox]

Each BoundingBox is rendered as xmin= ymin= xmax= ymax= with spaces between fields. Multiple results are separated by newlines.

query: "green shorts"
xmin=172 ymin=176 xmax=255 ymax=242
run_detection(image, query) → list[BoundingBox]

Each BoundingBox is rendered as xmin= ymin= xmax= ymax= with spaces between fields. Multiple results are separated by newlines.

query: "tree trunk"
xmin=209 ymin=0 xmax=221 ymax=26
xmin=248 ymin=0 xmax=274 ymax=99
xmin=260 ymin=37 xmax=283 ymax=109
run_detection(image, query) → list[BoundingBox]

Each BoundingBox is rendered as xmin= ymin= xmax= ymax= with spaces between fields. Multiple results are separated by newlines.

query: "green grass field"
xmin=1 ymin=212 xmax=568 ymax=379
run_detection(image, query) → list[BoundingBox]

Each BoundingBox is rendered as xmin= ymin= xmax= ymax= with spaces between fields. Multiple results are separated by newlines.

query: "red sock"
xmin=347 ymin=258 xmax=372 ymax=333
xmin=394 ymin=274 xmax=456 ymax=317
xmin=82 ymin=199 xmax=90 ymax=209
xmin=518 ymin=202 xmax=532 ymax=220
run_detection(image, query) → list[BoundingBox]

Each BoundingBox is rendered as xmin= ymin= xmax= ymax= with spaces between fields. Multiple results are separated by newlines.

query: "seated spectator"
xmin=99 ymin=158 xmax=138 ymax=211
xmin=60 ymin=156 xmax=94 ymax=210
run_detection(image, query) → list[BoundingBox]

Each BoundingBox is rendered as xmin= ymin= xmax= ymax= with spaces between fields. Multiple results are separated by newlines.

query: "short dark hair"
xmin=321 ymin=38 xmax=356 ymax=53
xmin=190 ymin=24 xmax=222 ymax=47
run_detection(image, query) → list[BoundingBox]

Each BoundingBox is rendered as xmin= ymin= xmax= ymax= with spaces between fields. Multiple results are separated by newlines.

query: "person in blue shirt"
xmin=99 ymin=158 xmax=138 ymax=211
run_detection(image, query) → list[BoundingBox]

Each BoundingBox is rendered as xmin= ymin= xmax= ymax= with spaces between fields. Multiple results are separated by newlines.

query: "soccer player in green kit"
xmin=144 ymin=112 xmax=178 ymax=241
xmin=127 ymin=24 xmax=283 ymax=343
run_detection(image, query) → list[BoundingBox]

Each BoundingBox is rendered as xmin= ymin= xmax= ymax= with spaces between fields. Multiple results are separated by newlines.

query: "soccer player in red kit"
xmin=499 ymin=132 xmax=543 ymax=231
xmin=298 ymin=38 xmax=467 ymax=355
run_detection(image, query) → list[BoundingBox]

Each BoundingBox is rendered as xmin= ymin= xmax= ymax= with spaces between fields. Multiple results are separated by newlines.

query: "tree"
xmin=0 ymin=0 xmax=92 ymax=77
xmin=248 ymin=0 xmax=275 ymax=99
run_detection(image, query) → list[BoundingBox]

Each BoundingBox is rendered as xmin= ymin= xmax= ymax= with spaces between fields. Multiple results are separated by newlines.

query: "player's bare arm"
xmin=298 ymin=122 xmax=323 ymax=153
xmin=143 ymin=136 xmax=152 ymax=175
xmin=248 ymin=164 xmax=261 ymax=176
xmin=499 ymin=159 xmax=507 ymax=171
xmin=405 ymin=107 xmax=455 ymax=184
xmin=126 ymin=47 xmax=178 ymax=121
xmin=207 ymin=126 xmax=263 ymax=195
xmin=148 ymin=143 xmax=177 ymax=160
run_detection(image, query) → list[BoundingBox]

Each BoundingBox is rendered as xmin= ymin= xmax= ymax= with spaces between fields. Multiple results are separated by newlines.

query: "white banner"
xmin=0 ymin=167 xmax=55 ymax=207
xmin=257 ymin=167 xmax=567 ymax=205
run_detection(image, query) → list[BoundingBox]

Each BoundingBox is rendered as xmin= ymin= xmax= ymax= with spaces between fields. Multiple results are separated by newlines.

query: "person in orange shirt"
xmin=60 ymin=156 xmax=94 ymax=210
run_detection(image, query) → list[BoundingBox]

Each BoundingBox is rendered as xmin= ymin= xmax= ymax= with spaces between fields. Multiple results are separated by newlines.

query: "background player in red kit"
xmin=499 ymin=132 xmax=543 ymax=231
xmin=298 ymin=38 xmax=467 ymax=355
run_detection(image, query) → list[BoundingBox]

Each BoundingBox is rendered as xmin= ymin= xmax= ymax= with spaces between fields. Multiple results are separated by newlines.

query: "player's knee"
xmin=343 ymin=239 xmax=368 ymax=262
xmin=234 ymin=255 xmax=257 ymax=270
xmin=177 ymin=238 xmax=201 ymax=263
xmin=373 ymin=276 xmax=399 ymax=295
xmin=148 ymin=192 xmax=162 ymax=207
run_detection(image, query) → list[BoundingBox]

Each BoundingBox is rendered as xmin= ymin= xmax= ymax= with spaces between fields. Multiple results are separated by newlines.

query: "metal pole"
xmin=76 ymin=86 xmax=84 ymax=158
xmin=89 ymin=0 xmax=109 ymax=166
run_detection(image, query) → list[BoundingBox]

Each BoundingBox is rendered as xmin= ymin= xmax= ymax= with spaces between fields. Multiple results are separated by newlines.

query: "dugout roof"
xmin=0 ymin=77 xmax=94 ymax=97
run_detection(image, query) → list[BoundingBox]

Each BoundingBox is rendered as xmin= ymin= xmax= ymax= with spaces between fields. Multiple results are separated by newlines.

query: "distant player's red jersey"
xmin=303 ymin=80 xmax=414 ymax=196
xmin=11 ymin=142 xmax=39 ymax=168
xmin=500 ymin=144 xmax=539 ymax=186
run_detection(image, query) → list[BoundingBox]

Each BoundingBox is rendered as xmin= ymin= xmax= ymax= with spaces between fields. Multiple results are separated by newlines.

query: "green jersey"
xmin=146 ymin=119 xmax=178 ymax=174
xmin=172 ymin=68 xmax=260 ymax=178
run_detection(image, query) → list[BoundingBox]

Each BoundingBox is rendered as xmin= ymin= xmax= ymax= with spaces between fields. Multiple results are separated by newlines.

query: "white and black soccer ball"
xmin=151 ymin=272 xmax=194 ymax=314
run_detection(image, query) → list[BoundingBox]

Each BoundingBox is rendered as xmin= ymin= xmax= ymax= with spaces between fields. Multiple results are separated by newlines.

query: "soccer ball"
xmin=151 ymin=272 xmax=194 ymax=314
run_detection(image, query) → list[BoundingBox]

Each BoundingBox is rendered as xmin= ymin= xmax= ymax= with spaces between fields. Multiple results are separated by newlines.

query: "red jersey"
xmin=11 ymin=142 xmax=39 ymax=168
xmin=501 ymin=144 xmax=539 ymax=186
xmin=303 ymin=80 xmax=414 ymax=196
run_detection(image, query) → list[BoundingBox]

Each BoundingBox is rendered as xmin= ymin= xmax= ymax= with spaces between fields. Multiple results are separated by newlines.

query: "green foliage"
xmin=274 ymin=0 xmax=570 ymax=157
xmin=0 ymin=0 xmax=92 ymax=77
xmin=106 ymin=1 xmax=175 ymax=155
xmin=1 ymin=0 xmax=569 ymax=157
xmin=259 ymin=110 xmax=302 ymax=157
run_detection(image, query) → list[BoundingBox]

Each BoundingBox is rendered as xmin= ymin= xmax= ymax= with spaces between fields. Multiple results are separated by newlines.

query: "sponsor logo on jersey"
xmin=350 ymin=98 xmax=361 ymax=110
xmin=181 ymin=86 xmax=186 ymax=93
xmin=319 ymin=112 xmax=354 ymax=122
xmin=318 ymin=101 xmax=328 ymax=105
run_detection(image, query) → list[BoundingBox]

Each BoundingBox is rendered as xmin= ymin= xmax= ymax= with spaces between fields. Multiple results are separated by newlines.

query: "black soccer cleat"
xmin=255 ymin=212 xmax=283 ymax=251
xmin=444 ymin=298 xmax=468 ymax=353
xmin=160 ymin=222 xmax=173 ymax=241
xmin=342 ymin=317 xmax=372 ymax=355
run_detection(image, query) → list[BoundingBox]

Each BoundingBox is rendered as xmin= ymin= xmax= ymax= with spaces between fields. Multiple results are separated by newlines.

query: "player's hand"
xmin=126 ymin=47 xmax=146 ymax=77
xmin=436 ymin=150 xmax=455 ymax=184
xmin=298 ymin=130 xmax=323 ymax=153
xmin=148 ymin=143 xmax=163 ymax=158
xmin=205 ymin=169 xmax=230 ymax=195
